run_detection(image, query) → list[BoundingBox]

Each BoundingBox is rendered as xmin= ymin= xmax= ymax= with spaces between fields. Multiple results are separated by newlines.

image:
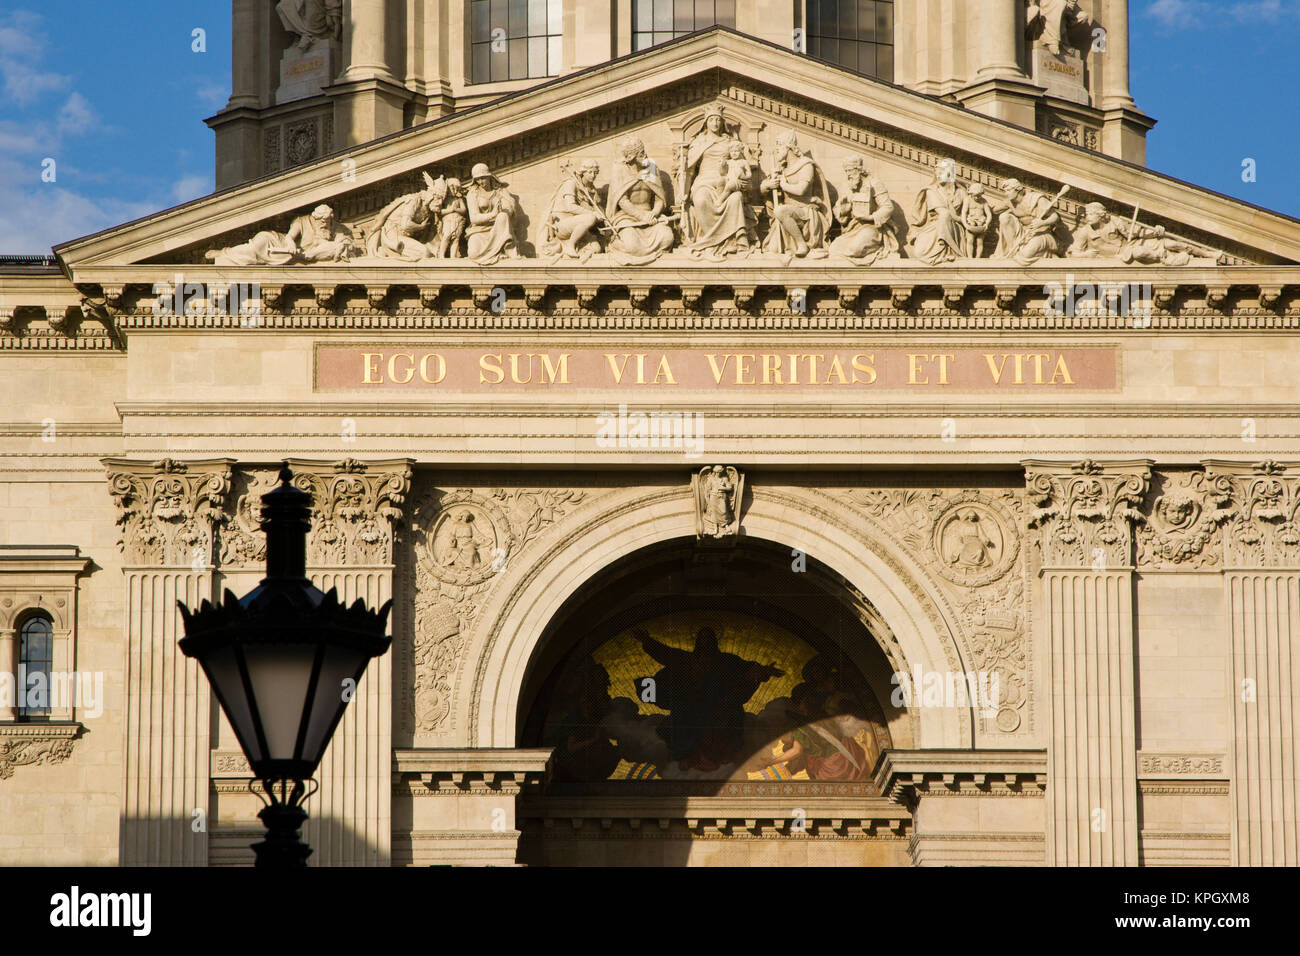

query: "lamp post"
xmin=178 ymin=465 xmax=392 ymax=867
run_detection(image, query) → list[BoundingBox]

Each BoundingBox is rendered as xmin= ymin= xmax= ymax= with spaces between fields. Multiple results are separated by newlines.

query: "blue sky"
xmin=0 ymin=0 xmax=1296 ymax=254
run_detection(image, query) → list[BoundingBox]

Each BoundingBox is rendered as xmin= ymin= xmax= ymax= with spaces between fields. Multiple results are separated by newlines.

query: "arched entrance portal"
xmin=514 ymin=536 xmax=914 ymax=866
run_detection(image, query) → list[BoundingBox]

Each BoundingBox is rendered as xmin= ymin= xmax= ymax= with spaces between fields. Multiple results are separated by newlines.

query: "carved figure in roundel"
xmin=930 ymin=497 xmax=1020 ymax=587
xmin=420 ymin=492 xmax=515 ymax=587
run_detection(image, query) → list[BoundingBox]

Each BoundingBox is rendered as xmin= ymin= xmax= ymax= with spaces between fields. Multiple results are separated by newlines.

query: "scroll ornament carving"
xmin=107 ymin=459 xmax=231 ymax=566
xmin=1135 ymin=470 xmax=1233 ymax=569
xmin=191 ymin=105 xmax=1229 ymax=273
xmin=289 ymin=459 xmax=412 ymax=566
xmin=0 ymin=727 xmax=79 ymax=780
xmin=1026 ymin=461 xmax=1151 ymax=568
xmin=410 ymin=487 xmax=587 ymax=734
xmin=1205 ymin=461 xmax=1300 ymax=567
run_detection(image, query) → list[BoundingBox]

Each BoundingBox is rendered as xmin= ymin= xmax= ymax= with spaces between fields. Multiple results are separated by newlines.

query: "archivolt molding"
xmin=459 ymin=481 xmax=975 ymax=750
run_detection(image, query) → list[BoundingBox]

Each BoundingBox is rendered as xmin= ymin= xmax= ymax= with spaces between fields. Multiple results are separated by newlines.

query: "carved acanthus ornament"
xmin=408 ymin=485 xmax=588 ymax=735
xmin=104 ymin=458 xmax=233 ymax=567
xmin=1203 ymin=460 xmax=1300 ymax=567
xmin=286 ymin=458 xmax=413 ymax=566
xmin=1024 ymin=460 xmax=1151 ymax=568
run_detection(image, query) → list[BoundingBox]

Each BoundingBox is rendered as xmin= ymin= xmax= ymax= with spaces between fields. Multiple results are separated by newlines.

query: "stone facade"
xmin=0 ymin=19 xmax=1297 ymax=867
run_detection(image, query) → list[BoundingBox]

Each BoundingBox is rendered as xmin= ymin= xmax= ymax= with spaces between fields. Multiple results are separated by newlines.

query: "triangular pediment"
xmin=53 ymin=28 xmax=1300 ymax=276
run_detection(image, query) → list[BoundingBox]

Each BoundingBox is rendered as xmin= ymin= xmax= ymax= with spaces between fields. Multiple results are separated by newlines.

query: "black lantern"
xmin=178 ymin=465 xmax=391 ymax=867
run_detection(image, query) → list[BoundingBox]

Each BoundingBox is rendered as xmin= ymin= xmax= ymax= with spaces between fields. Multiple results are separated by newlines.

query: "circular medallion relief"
xmin=930 ymin=496 xmax=1019 ymax=588
xmin=421 ymin=491 xmax=514 ymax=587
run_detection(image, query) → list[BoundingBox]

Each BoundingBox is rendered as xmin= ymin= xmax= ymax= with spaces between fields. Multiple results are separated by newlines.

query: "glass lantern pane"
xmin=242 ymin=645 xmax=316 ymax=762
xmin=300 ymin=649 xmax=370 ymax=767
xmin=203 ymin=645 xmax=263 ymax=763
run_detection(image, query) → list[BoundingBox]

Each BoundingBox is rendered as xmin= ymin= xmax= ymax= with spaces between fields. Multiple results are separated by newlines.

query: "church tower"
xmin=211 ymin=1 xmax=1152 ymax=189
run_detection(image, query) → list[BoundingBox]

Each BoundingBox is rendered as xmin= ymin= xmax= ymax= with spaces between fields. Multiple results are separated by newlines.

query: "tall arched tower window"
xmin=17 ymin=612 xmax=54 ymax=721
xmin=633 ymin=0 xmax=737 ymax=51
xmin=804 ymin=0 xmax=894 ymax=83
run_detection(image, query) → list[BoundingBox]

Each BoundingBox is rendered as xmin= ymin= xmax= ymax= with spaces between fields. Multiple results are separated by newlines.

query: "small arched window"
xmin=18 ymin=612 xmax=54 ymax=720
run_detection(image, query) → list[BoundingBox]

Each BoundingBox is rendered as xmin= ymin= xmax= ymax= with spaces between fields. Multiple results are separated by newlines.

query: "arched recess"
xmin=457 ymin=486 xmax=974 ymax=750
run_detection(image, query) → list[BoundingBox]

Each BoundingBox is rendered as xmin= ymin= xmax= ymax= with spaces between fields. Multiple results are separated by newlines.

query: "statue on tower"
xmin=1026 ymin=0 xmax=1094 ymax=57
xmin=277 ymin=0 xmax=343 ymax=51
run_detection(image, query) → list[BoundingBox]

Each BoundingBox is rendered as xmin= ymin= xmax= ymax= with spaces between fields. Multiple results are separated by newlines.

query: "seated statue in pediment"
xmin=541 ymin=159 xmax=607 ymax=262
xmin=605 ymin=138 xmax=678 ymax=266
xmin=760 ymin=131 xmax=831 ymax=259
xmin=829 ymin=157 xmax=898 ymax=265
xmin=205 ymin=204 xmax=358 ymax=266
xmin=464 ymin=164 xmax=524 ymax=264
xmin=679 ymin=105 xmax=759 ymax=261
xmin=907 ymin=158 xmax=968 ymax=265
xmin=991 ymin=178 xmax=1064 ymax=265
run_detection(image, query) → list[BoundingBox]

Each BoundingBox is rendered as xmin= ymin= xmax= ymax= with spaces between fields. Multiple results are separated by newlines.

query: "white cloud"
xmin=170 ymin=174 xmax=211 ymax=205
xmin=195 ymin=79 xmax=229 ymax=111
xmin=0 ymin=161 xmax=158 ymax=254
xmin=1146 ymin=0 xmax=1296 ymax=27
xmin=0 ymin=10 xmax=69 ymax=104
xmin=56 ymin=92 xmax=98 ymax=137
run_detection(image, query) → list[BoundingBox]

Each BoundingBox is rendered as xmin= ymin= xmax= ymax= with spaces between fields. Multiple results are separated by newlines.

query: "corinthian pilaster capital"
xmin=1023 ymin=459 xmax=1152 ymax=568
xmin=103 ymin=458 xmax=235 ymax=567
xmin=1202 ymin=460 xmax=1300 ymax=567
xmin=284 ymin=458 xmax=415 ymax=566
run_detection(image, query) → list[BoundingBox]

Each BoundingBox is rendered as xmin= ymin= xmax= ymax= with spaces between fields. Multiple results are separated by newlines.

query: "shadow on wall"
xmin=118 ymin=815 xmax=385 ymax=867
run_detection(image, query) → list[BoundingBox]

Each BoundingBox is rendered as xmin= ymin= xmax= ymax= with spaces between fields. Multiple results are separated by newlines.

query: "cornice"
xmin=874 ymin=749 xmax=1048 ymax=804
xmin=54 ymin=31 xmax=1300 ymax=268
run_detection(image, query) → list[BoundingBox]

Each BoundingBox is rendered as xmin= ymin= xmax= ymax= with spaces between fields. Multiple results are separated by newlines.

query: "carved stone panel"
xmin=405 ymin=484 xmax=588 ymax=737
xmin=1025 ymin=459 xmax=1151 ymax=568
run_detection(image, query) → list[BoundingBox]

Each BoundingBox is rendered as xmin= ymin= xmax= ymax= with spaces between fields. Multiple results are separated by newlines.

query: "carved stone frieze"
xmin=1204 ymin=460 xmax=1300 ymax=567
xmin=104 ymin=458 xmax=234 ymax=566
xmin=1135 ymin=469 xmax=1233 ymax=570
xmin=407 ymin=484 xmax=588 ymax=736
xmin=839 ymin=486 xmax=1029 ymax=733
xmin=1024 ymin=459 xmax=1152 ymax=567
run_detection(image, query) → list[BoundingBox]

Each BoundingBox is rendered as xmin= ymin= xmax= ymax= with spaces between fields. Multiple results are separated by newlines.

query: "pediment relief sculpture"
xmin=193 ymin=113 xmax=1232 ymax=273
